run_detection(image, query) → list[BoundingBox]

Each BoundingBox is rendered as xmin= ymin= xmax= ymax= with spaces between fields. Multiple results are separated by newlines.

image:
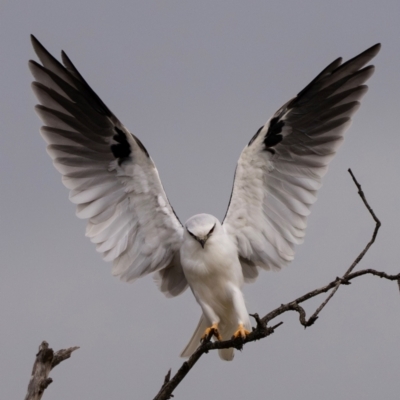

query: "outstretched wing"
xmin=223 ymin=44 xmax=380 ymax=282
xmin=30 ymin=35 xmax=187 ymax=295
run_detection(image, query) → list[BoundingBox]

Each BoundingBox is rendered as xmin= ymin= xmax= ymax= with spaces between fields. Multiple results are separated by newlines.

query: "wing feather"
xmin=30 ymin=35 xmax=187 ymax=296
xmin=223 ymin=44 xmax=380 ymax=278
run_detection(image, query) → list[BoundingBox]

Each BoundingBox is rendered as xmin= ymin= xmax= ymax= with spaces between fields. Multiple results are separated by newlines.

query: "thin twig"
xmin=305 ymin=169 xmax=381 ymax=323
xmin=262 ymin=269 xmax=400 ymax=325
xmin=158 ymin=369 xmax=173 ymax=399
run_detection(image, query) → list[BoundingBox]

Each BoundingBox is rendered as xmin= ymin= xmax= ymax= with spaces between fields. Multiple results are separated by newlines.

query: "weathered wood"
xmin=24 ymin=341 xmax=79 ymax=400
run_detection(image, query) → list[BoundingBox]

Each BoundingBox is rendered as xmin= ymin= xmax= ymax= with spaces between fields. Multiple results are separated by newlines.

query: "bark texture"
xmin=24 ymin=341 xmax=79 ymax=400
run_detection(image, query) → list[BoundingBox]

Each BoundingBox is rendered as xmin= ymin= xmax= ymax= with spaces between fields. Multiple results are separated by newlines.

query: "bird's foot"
xmin=232 ymin=324 xmax=251 ymax=339
xmin=201 ymin=323 xmax=222 ymax=341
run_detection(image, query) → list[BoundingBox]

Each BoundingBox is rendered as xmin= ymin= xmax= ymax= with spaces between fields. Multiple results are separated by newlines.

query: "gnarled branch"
xmin=24 ymin=341 xmax=79 ymax=400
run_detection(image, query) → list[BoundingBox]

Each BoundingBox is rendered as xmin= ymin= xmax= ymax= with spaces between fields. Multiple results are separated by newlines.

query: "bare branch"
xmin=24 ymin=341 xmax=79 ymax=400
xmin=159 ymin=369 xmax=173 ymax=399
xmin=305 ymin=168 xmax=381 ymax=323
xmin=263 ymin=269 xmax=400 ymax=326
xmin=153 ymin=322 xmax=282 ymax=400
xmin=152 ymin=170 xmax=397 ymax=400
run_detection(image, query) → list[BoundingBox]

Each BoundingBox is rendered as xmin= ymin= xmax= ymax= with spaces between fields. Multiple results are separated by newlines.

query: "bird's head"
xmin=185 ymin=214 xmax=220 ymax=249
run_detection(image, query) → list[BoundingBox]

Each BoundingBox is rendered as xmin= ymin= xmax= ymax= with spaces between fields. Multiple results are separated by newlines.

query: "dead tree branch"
xmin=304 ymin=168 xmax=382 ymax=322
xmin=153 ymin=170 xmax=398 ymax=400
xmin=24 ymin=341 xmax=79 ymax=400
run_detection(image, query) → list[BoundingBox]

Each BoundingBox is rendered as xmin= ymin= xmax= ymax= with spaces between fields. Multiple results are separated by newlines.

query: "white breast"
xmin=180 ymin=229 xmax=243 ymax=313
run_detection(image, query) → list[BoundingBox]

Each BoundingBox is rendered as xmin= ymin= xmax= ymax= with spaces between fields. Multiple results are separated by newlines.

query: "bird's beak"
xmin=198 ymin=238 xmax=207 ymax=248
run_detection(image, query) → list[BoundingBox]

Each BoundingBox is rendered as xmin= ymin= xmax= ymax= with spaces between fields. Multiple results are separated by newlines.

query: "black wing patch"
xmin=263 ymin=116 xmax=284 ymax=149
xmin=247 ymin=117 xmax=285 ymax=153
xmin=111 ymin=127 xmax=131 ymax=164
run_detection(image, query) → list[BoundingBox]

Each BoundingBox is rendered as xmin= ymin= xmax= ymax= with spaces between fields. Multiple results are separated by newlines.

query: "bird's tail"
xmin=218 ymin=347 xmax=235 ymax=361
xmin=180 ymin=314 xmax=208 ymax=358
xmin=218 ymin=324 xmax=236 ymax=361
xmin=218 ymin=315 xmax=252 ymax=361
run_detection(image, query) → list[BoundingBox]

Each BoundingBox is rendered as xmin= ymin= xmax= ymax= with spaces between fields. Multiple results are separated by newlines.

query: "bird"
xmin=29 ymin=35 xmax=380 ymax=361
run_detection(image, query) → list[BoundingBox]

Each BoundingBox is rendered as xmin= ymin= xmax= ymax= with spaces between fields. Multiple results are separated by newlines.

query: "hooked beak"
xmin=198 ymin=238 xmax=207 ymax=248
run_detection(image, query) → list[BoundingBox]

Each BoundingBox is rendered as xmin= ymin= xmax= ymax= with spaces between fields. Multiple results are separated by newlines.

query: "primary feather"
xmin=223 ymin=43 xmax=380 ymax=279
xmin=29 ymin=35 xmax=186 ymax=293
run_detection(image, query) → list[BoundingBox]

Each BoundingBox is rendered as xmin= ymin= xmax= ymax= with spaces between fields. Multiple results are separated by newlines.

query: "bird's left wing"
xmin=29 ymin=35 xmax=187 ymax=294
xmin=223 ymin=44 xmax=380 ymax=282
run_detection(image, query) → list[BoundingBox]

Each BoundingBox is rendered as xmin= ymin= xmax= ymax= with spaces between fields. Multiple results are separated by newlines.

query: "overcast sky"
xmin=1 ymin=1 xmax=399 ymax=399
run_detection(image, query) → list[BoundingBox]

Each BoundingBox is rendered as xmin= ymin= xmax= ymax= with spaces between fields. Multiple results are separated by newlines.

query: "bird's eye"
xmin=208 ymin=224 xmax=216 ymax=236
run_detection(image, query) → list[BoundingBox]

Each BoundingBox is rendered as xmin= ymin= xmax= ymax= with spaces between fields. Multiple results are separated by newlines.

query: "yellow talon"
xmin=232 ymin=323 xmax=251 ymax=339
xmin=201 ymin=323 xmax=222 ymax=341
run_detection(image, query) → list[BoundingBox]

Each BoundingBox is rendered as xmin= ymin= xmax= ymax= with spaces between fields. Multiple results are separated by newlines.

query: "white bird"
xmin=29 ymin=36 xmax=380 ymax=361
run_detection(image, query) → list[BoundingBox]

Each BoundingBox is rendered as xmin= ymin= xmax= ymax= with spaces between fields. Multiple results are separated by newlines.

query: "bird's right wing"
xmin=223 ymin=44 xmax=380 ymax=282
xmin=30 ymin=35 xmax=187 ymax=295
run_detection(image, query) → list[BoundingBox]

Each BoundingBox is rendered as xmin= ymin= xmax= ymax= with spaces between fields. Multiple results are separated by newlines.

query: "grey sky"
xmin=1 ymin=1 xmax=399 ymax=399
